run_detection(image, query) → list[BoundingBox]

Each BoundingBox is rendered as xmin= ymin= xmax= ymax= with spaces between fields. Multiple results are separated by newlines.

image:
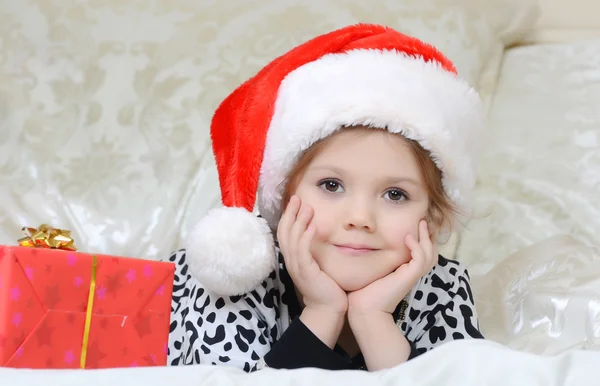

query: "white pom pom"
xmin=185 ymin=207 xmax=276 ymax=296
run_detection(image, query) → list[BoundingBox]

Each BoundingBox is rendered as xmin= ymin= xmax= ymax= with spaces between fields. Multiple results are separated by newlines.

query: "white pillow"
xmin=472 ymin=236 xmax=600 ymax=354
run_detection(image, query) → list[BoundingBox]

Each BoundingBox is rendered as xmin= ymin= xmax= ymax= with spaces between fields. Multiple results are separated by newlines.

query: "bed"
xmin=1 ymin=339 xmax=598 ymax=385
xmin=1 ymin=0 xmax=599 ymax=384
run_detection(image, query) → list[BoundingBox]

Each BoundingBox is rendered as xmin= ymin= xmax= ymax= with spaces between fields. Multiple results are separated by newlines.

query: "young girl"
xmin=163 ymin=24 xmax=485 ymax=371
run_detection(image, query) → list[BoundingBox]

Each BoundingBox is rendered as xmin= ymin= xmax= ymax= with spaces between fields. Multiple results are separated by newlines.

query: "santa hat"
xmin=185 ymin=24 xmax=484 ymax=296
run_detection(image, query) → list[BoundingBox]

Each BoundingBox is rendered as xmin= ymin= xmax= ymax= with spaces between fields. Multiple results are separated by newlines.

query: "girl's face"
xmin=293 ymin=128 xmax=431 ymax=292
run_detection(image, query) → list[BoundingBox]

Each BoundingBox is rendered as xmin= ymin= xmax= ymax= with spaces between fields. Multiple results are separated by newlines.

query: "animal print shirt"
xmin=163 ymin=248 xmax=484 ymax=371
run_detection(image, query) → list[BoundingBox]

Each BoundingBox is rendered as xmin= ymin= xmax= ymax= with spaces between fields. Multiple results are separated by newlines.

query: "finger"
xmin=410 ymin=235 xmax=435 ymax=281
xmin=278 ymin=195 xmax=301 ymax=241
xmin=419 ymin=220 xmax=434 ymax=260
xmin=405 ymin=233 xmax=420 ymax=254
xmin=297 ymin=223 xmax=317 ymax=277
xmin=288 ymin=202 xmax=313 ymax=271
xmin=277 ymin=195 xmax=300 ymax=251
xmin=277 ymin=196 xmax=301 ymax=272
xmin=420 ymin=221 xmax=439 ymax=271
xmin=405 ymin=234 xmax=424 ymax=265
xmin=290 ymin=201 xmax=313 ymax=248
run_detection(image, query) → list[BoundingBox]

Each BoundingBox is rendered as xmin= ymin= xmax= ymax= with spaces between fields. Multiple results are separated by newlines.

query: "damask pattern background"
xmin=1 ymin=0 xmax=532 ymax=259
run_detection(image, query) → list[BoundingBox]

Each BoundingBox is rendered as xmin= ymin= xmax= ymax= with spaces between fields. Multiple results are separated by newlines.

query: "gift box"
xmin=0 ymin=226 xmax=175 ymax=369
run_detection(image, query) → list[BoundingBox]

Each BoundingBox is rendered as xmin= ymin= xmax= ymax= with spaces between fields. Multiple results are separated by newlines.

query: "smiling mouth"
xmin=333 ymin=244 xmax=379 ymax=254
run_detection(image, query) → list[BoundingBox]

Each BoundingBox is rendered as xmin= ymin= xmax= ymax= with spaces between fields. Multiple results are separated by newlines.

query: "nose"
xmin=343 ymin=196 xmax=376 ymax=232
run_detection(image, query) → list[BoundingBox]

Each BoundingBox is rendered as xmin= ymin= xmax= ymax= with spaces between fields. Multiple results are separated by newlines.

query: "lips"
xmin=333 ymin=243 xmax=379 ymax=253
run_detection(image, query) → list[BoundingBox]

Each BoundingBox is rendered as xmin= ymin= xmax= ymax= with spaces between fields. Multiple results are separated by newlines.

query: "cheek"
xmin=294 ymin=190 xmax=333 ymax=259
xmin=297 ymin=195 xmax=334 ymax=240
xmin=384 ymin=221 xmax=418 ymax=247
xmin=310 ymin=211 xmax=334 ymax=260
xmin=380 ymin=213 xmax=423 ymax=263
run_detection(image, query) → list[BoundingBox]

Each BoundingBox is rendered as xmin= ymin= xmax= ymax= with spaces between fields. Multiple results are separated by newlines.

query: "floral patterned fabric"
xmin=0 ymin=0 xmax=535 ymax=259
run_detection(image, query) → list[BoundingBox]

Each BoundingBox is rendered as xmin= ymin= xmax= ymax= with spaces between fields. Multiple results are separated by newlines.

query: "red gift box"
xmin=0 ymin=245 xmax=175 ymax=369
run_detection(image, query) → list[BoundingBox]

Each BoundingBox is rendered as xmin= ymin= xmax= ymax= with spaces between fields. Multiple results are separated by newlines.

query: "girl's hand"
xmin=347 ymin=220 xmax=438 ymax=316
xmin=277 ymin=195 xmax=348 ymax=314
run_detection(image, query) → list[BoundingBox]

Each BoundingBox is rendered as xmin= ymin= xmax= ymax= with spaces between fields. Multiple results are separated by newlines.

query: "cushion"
xmin=472 ymin=236 xmax=600 ymax=354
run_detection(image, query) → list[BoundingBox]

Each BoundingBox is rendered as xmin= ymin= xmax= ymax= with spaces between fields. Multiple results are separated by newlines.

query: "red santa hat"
xmin=185 ymin=24 xmax=484 ymax=296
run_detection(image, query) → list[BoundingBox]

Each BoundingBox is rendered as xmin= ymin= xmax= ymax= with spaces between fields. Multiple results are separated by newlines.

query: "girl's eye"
xmin=318 ymin=179 xmax=344 ymax=193
xmin=385 ymin=189 xmax=408 ymax=202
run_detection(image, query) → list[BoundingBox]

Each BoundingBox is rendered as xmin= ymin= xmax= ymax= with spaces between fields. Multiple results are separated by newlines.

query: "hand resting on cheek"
xmin=277 ymin=195 xmax=348 ymax=349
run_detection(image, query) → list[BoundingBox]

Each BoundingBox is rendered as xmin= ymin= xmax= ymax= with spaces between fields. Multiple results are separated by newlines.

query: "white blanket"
xmin=1 ymin=340 xmax=596 ymax=386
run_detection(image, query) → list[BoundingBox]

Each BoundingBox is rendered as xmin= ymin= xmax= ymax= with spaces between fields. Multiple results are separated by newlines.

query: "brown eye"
xmin=385 ymin=189 xmax=407 ymax=202
xmin=318 ymin=179 xmax=344 ymax=193
xmin=325 ymin=181 xmax=339 ymax=191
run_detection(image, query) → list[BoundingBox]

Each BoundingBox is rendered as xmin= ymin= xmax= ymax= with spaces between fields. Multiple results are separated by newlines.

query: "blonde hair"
xmin=280 ymin=126 xmax=458 ymax=233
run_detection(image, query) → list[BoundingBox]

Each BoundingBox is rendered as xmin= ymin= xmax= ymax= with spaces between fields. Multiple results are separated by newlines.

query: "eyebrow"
xmin=308 ymin=165 xmax=421 ymax=186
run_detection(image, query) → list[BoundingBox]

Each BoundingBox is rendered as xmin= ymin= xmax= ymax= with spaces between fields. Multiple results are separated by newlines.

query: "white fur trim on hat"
xmin=185 ymin=207 xmax=276 ymax=296
xmin=258 ymin=49 xmax=484 ymax=228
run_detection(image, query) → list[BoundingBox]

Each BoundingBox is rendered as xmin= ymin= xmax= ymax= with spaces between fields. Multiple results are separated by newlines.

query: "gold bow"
xmin=18 ymin=224 xmax=78 ymax=251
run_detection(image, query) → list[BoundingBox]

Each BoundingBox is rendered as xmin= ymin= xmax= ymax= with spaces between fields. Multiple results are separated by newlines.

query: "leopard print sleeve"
xmin=401 ymin=256 xmax=484 ymax=357
xmin=162 ymin=249 xmax=283 ymax=372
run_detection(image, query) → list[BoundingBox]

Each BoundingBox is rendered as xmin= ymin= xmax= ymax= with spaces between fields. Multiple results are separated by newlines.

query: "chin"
xmin=330 ymin=273 xmax=378 ymax=292
xmin=314 ymin=246 xmax=403 ymax=292
xmin=339 ymin=281 xmax=370 ymax=292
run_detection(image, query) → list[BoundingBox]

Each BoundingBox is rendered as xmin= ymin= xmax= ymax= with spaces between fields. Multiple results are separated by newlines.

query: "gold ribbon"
xmin=18 ymin=224 xmax=77 ymax=251
xmin=80 ymin=254 xmax=98 ymax=368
